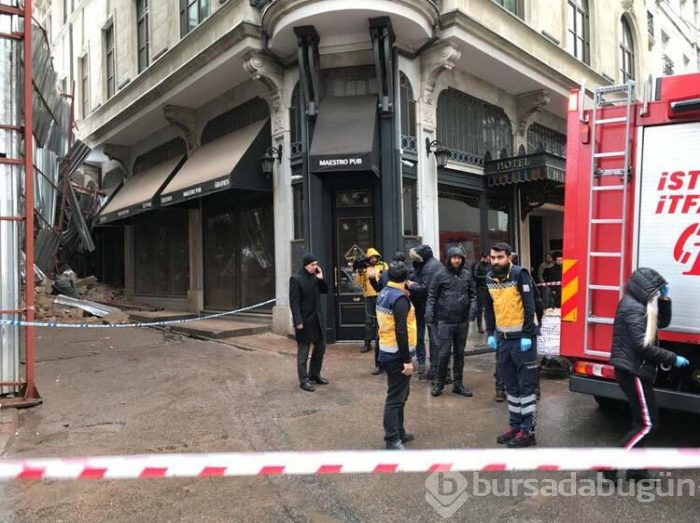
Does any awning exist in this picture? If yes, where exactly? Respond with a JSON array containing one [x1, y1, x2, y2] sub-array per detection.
[[485, 152, 565, 188], [159, 119, 270, 206], [97, 155, 185, 224], [309, 95, 379, 176]]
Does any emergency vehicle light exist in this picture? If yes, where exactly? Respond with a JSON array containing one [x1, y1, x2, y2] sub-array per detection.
[[568, 91, 578, 112], [574, 361, 616, 380], [670, 98, 700, 113]]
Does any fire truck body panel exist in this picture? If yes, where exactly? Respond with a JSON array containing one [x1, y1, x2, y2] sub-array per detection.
[[561, 73, 700, 413]]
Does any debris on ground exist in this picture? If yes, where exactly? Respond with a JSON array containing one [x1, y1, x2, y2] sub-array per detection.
[[34, 273, 129, 324]]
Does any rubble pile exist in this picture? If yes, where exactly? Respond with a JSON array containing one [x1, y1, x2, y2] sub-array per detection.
[[33, 272, 129, 324]]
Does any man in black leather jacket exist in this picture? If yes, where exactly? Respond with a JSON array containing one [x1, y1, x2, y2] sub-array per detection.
[[425, 246, 476, 398], [607, 267, 689, 481]]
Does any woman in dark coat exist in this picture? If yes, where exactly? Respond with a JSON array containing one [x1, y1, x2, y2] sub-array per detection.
[[607, 267, 689, 481], [289, 254, 329, 392]]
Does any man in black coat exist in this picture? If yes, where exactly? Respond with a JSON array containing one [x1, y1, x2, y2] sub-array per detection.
[[289, 254, 329, 392], [606, 267, 688, 481], [409, 245, 442, 377], [471, 253, 490, 334], [425, 246, 476, 398]]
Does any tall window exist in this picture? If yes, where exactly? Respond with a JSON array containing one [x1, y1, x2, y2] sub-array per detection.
[[492, 0, 524, 18], [137, 0, 149, 72], [104, 24, 115, 98], [180, 0, 211, 36], [437, 88, 513, 166], [567, 0, 590, 64], [402, 181, 418, 237], [80, 55, 89, 118], [527, 123, 567, 157], [438, 190, 482, 265], [620, 17, 635, 82]]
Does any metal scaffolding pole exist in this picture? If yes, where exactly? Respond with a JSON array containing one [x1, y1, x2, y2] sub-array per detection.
[[0, 0, 40, 404]]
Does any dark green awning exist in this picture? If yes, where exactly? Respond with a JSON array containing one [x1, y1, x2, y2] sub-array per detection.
[[485, 152, 565, 187]]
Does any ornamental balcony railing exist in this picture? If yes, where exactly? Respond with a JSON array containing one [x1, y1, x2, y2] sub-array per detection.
[[250, 0, 440, 9]]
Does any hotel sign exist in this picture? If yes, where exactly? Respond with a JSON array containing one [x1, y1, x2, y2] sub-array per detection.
[[485, 152, 566, 187]]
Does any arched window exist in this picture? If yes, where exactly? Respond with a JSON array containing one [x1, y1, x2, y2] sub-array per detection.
[[567, 0, 590, 64], [399, 73, 417, 155], [437, 88, 513, 167], [620, 17, 635, 82]]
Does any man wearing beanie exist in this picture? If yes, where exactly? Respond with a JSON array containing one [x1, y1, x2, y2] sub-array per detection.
[[376, 261, 417, 450], [289, 254, 329, 392]]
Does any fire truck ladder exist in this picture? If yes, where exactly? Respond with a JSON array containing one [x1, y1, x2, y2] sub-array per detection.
[[583, 82, 635, 356]]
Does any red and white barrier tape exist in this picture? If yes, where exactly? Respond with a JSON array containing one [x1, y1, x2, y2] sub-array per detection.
[[2, 448, 699, 481], [536, 281, 562, 287]]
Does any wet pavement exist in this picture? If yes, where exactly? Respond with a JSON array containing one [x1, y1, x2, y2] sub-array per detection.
[[0, 327, 698, 522]]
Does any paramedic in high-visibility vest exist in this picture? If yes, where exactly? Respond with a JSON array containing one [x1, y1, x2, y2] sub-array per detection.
[[484, 242, 539, 448], [376, 261, 417, 450]]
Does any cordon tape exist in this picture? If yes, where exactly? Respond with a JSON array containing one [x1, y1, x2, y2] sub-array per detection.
[[0, 298, 279, 329], [1, 448, 699, 481]]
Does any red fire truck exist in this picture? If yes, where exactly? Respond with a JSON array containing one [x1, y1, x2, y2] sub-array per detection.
[[560, 73, 700, 413]]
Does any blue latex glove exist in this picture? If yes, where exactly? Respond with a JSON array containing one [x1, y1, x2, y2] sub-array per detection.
[[487, 335, 497, 351], [675, 356, 690, 368], [660, 284, 670, 298], [520, 337, 533, 352]]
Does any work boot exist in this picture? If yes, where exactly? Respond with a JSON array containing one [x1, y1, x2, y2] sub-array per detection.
[[495, 390, 506, 402], [431, 383, 444, 396], [599, 470, 619, 483], [626, 469, 655, 482], [385, 439, 405, 450], [419, 370, 434, 381], [371, 366, 383, 375], [507, 431, 537, 448], [300, 380, 315, 392], [361, 341, 371, 353], [496, 428, 519, 445], [400, 432, 415, 443], [452, 383, 473, 397]]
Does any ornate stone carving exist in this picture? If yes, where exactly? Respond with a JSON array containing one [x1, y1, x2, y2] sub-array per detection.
[[420, 43, 461, 107], [163, 105, 199, 154], [621, 0, 634, 13], [103, 144, 131, 174], [243, 50, 287, 136], [515, 90, 551, 137]]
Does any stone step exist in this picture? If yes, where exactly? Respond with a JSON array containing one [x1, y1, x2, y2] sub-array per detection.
[[170, 320, 270, 340]]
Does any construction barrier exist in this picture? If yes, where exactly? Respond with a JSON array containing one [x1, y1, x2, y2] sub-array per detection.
[[1, 448, 699, 481], [0, 298, 279, 329]]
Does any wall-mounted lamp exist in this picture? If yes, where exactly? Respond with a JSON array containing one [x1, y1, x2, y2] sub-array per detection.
[[425, 138, 450, 168], [259, 144, 283, 178]]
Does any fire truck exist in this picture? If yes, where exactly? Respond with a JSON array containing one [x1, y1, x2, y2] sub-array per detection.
[[560, 73, 700, 413]]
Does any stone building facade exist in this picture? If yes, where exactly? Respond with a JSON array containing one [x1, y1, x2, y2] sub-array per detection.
[[38, 0, 652, 341]]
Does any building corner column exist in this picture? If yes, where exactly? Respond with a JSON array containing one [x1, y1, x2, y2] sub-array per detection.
[[417, 43, 461, 259], [244, 51, 293, 336]]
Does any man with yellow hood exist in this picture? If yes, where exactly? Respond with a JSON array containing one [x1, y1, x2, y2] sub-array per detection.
[[355, 247, 388, 374]]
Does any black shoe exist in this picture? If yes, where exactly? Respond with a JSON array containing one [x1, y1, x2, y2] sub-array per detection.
[[452, 384, 473, 397], [371, 366, 383, 375], [419, 370, 434, 381], [431, 384, 443, 396], [400, 433, 415, 443], [600, 470, 618, 483], [626, 469, 655, 481], [361, 343, 371, 353], [496, 428, 519, 445], [495, 390, 506, 402], [385, 439, 405, 450], [300, 381, 315, 392], [310, 377, 329, 385], [507, 431, 537, 448]]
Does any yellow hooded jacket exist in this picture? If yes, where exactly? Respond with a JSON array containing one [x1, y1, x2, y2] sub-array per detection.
[[355, 248, 388, 298]]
